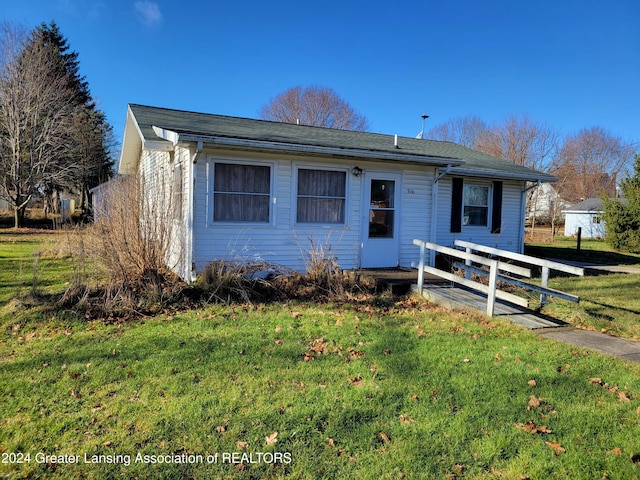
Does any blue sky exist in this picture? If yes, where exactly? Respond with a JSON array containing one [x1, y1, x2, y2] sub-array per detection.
[[2, 0, 639, 149]]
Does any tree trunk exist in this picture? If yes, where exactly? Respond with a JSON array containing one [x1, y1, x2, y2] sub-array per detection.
[[13, 205, 25, 228]]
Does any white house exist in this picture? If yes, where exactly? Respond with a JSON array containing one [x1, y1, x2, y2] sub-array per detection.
[[113, 104, 556, 280], [526, 182, 570, 224], [563, 198, 606, 238]]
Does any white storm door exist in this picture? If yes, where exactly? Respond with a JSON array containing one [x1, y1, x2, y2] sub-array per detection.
[[361, 172, 401, 268]]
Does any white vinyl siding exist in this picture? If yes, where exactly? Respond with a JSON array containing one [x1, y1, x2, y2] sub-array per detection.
[[192, 155, 436, 273], [194, 154, 360, 272], [437, 177, 524, 252], [564, 211, 606, 238]]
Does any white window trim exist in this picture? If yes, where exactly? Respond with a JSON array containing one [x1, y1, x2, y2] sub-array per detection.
[[207, 157, 276, 227], [292, 164, 350, 227], [462, 182, 492, 229]]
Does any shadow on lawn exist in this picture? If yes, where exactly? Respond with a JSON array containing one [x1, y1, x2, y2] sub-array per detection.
[[525, 245, 640, 267]]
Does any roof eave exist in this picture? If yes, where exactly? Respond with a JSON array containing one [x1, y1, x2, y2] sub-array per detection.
[[155, 129, 465, 167], [447, 167, 557, 183]]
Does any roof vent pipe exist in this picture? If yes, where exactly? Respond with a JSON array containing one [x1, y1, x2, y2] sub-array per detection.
[[394, 134, 399, 148]]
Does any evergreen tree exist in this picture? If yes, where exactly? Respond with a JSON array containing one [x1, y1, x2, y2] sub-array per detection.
[[603, 154, 640, 253], [33, 22, 114, 215], [0, 21, 113, 227]]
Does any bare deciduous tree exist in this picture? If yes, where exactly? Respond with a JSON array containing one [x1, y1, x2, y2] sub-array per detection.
[[428, 114, 560, 229], [0, 23, 77, 227], [259, 85, 369, 131], [478, 115, 559, 172], [425, 115, 489, 150], [427, 114, 559, 171], [551, 127, 633, 204], [0, 22, 114, 226]]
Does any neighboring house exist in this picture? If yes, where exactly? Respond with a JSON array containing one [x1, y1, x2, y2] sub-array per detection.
[[115, 104, 556, 280], [563, 198, 607, 239], [526, 182, 570, 224]]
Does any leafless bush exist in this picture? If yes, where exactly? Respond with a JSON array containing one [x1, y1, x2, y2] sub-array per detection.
[[92, 174, 178, 285], [302, 237, 345, 296], [60, 172, 187, 317], [198, 260, 277, 303]]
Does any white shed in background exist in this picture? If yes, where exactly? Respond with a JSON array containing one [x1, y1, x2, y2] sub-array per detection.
[[563, 198, 606, 239]]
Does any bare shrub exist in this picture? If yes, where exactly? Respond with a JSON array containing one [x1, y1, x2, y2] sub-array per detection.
[[92, 174, 177, 286], [198, 260, 277, 303], [60, 172, 187, 317], [303, 237, 344, 296]]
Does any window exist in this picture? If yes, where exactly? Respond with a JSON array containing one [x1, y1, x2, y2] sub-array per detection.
[[213, 162, 271, 222], [296, 168, 346, 223], [451, 179, 502, 233], [463, 184, 489, 226], [592, 215, 601, 224]]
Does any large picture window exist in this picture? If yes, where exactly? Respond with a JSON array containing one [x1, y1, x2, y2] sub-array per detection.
[[463, 184, 489, 226], [213, 162, 271, 222], [296, 169, 346, 224]]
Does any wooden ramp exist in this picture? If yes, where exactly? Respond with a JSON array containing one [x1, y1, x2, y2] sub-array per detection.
[[413, 282, 569, 330]]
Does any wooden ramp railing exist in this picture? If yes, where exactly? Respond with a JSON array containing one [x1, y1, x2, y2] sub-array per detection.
[[412, 239, 584, 317]]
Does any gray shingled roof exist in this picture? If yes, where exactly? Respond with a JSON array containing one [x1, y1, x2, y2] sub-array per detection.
[[565, 198, 605, 212], [126, 104, 556, 182]]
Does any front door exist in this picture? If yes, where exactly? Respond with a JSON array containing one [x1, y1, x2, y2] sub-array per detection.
[[361, 172, 400, 268]]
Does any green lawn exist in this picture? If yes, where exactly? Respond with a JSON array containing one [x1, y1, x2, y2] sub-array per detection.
[[1, 234, 640, 479], [526, 237, 640, 267], [525, 240, 640, 340]]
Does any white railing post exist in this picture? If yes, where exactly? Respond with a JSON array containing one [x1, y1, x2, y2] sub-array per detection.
[[486, 259, 498, 317], [540, 266, 550, 306], [465, 246, 472, 279], [417, 240, 425, 291]]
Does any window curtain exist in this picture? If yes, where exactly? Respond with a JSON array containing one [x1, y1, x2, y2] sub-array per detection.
[[213, 163, 270, 222], [297, 169, 346, 223]]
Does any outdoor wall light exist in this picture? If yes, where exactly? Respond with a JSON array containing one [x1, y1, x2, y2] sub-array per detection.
[[352, 166, 363, 177]]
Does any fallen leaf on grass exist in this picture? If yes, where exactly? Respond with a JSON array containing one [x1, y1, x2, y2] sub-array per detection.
[[379, 432, 391, 444], [528, 379, 537, 387], [609, 447, 622, 455], [517, 421, 552, 435], [346, 348, 365, 361], [326, 437, 335, 447], [309, 338, 329, 355], [236, 441, 249, 450], [617, 391, 631, 403], [545, 440, 565, 454], [399, 414, 413, 424], [527, 395, 541, 409], [589, 378, 633, 402], [265, 431, 278, 446]]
